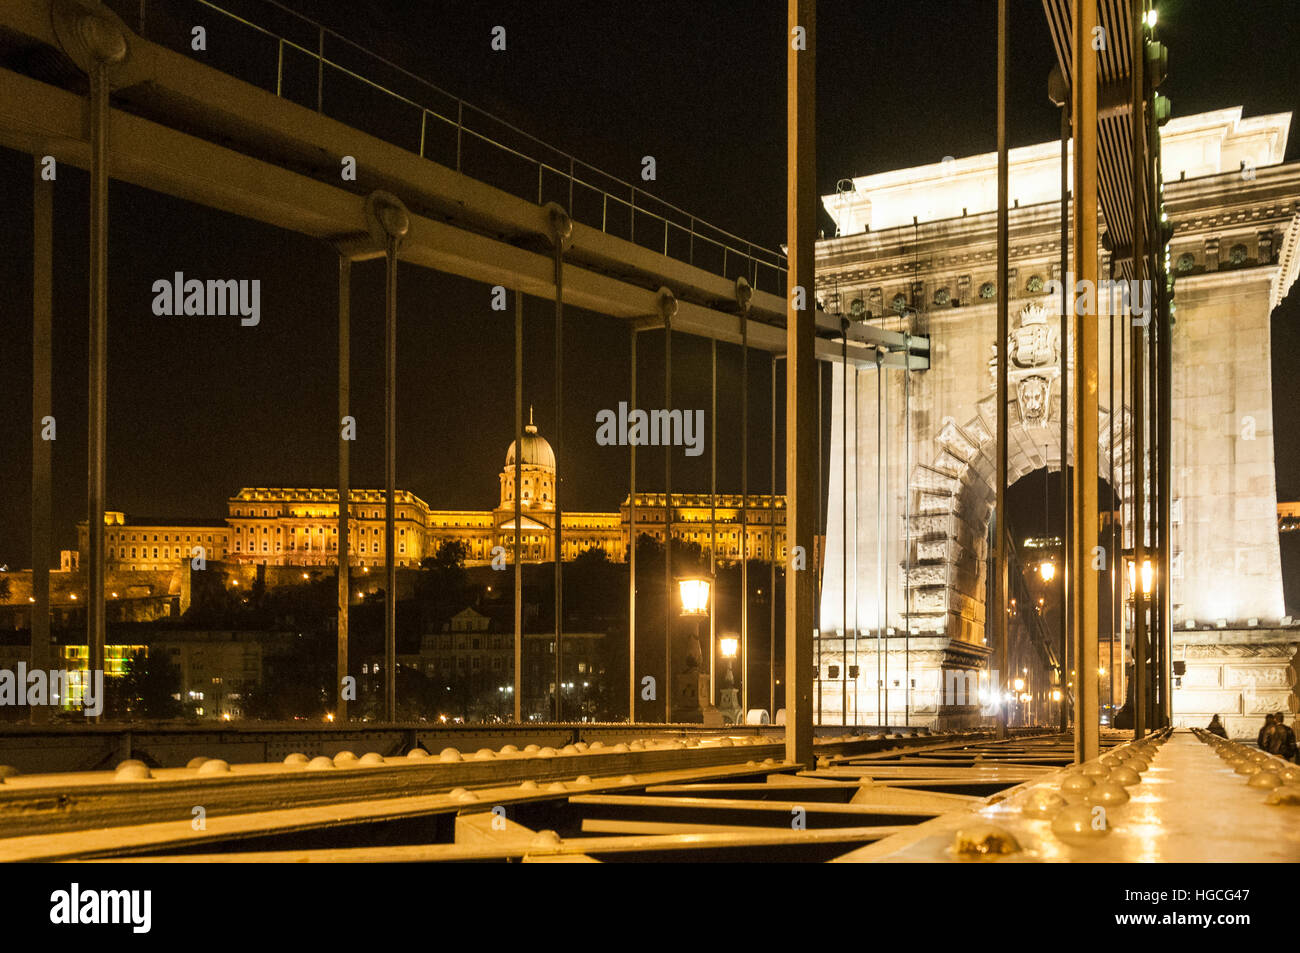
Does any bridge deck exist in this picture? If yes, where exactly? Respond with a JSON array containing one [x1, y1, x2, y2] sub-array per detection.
[[6, 728, 1292, 862], [834, 730, 1300, 862]]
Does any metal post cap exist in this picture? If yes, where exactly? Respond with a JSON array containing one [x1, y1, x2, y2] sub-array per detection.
[[364, 191, 410, 247], [735, 275, 753, 312], [52, 0, 130, 78], [655, 286, 677, 322], [544, 202, 572, 246]]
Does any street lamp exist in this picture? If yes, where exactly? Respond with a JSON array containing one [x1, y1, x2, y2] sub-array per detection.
[[678, 576, 711, 616], [1038, 559, 1055, 582], [1125, 555, 1156, 730], [1126, 558, 1154, 598], [676, 575, 715, 722], [718, 635, 742, 723]]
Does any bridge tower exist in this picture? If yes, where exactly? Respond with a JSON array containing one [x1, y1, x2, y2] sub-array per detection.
[[817, 107, 1300, 735]]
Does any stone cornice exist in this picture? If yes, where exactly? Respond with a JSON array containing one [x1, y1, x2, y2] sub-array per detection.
[[815, 162, 1300, 306]]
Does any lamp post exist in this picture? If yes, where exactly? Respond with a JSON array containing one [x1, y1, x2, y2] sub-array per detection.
[[1124, 554, 1155, 732], [718, 635, 742, 724], [677, 575, 717, 723]]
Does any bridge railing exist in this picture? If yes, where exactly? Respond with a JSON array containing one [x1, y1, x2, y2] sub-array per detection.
[[109, 0, 788, 295]]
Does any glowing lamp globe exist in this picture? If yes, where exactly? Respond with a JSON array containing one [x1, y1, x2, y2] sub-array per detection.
[[678, 576, 711, 616]]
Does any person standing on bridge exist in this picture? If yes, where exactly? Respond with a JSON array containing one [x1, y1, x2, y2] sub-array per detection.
[[1265, 714, 1296, 761], [1258, 713, 1278, 750], [1206, 714, 1228, 739]]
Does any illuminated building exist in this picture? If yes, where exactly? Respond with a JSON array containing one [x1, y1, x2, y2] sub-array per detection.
[[78, 414, 786, 569]]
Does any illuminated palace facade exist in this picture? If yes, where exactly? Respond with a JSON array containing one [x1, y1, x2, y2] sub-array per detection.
[[82, 417, 787, 571]]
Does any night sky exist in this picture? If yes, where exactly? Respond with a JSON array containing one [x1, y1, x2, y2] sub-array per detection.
[[1, 0, 1297, 568]]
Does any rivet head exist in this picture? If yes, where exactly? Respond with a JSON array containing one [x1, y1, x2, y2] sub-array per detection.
[[1265, 784, 1300, 805], [1086, 781, 1130, 806], [1051, 803, 1110, 844], [1061, 773, 1095, 794], [1109, 766, 1141, 787], [114, 760, 151, 781], [952, 824, 1021, 857], [1022, 788, 1067, 818], [1248, 771, 1282, 789]]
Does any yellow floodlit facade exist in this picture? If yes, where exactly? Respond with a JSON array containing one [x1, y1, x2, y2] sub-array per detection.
[[80, 419, 786, 569]]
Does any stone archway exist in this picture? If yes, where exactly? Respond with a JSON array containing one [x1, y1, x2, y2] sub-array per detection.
[[905, 388, 1129, 648]]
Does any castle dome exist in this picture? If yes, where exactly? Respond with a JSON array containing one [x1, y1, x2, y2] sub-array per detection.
[[505, 407, 555, 470]]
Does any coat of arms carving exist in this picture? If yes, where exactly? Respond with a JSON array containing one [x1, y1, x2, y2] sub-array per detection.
[[988, 303, 1068, 426]]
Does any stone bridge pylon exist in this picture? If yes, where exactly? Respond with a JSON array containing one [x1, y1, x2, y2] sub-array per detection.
[[815, 107, 1300, 733]]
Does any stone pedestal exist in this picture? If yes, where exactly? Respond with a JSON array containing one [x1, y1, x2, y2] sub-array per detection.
[[1171, 628, 1299, 740]]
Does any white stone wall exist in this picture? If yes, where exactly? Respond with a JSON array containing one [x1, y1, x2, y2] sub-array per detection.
[[1170, 630, 1299, 740], [1171, 272, 1286, 625]]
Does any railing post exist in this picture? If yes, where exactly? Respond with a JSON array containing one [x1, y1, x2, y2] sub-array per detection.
[[514, 286, 523, 722], [1072, 0, 1101, 761], [276, 38, 284, 97], [630, 187, 636, 243], [418, 110, 427, 159], [546, 203, 573, 721], [31, 155, 53, 724], [337, 255, 350, 722], [659, 287, 678, 723], [361, 192, 411, 723], [785, 0, 817, 767], [52, 0, 130, 714], [994, 0, 1010, 741]]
